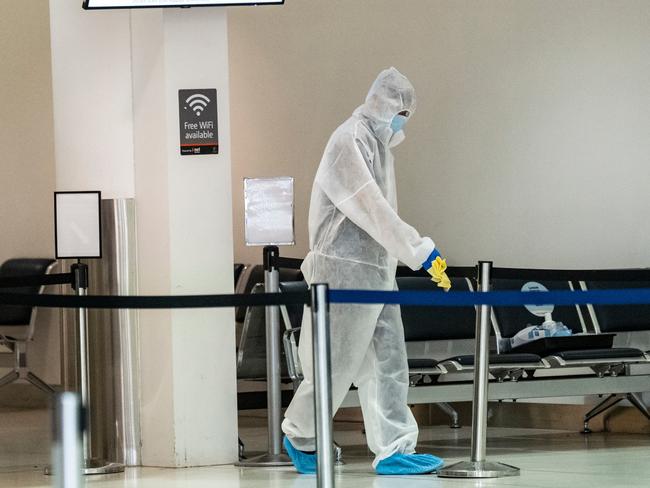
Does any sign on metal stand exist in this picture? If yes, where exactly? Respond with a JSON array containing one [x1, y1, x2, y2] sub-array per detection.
[[438, 261, 520, 478], [238, 177, 295, 466], [47, 191, 124, 476]]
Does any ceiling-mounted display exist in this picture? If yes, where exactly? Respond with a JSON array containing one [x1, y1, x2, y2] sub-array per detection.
[[83, 0, 283, 8]]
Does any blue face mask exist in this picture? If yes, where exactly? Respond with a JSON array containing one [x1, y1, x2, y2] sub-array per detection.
[[390, 114, 408, 133]]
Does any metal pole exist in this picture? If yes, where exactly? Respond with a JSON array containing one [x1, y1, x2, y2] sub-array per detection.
[[70, 262, 124, 475], [237, 246, 291, 466], [74, 263, 92, 464], [470, 260, 492, 463], [265, 262, 283, 456], [312, 283, 334, 488], [438, 261, 519, 479], [51, 392, 83, 488]]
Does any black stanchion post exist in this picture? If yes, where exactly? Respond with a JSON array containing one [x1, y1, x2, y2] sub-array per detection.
[[311, 283, 334, 488], [438, 261, 519, 478], [51, 392, 83, 488], [237, 246, 292, 467]]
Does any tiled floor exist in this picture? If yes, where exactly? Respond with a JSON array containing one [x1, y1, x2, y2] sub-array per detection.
[[0, 408, 51, 472], [2, 408, 650, 487]]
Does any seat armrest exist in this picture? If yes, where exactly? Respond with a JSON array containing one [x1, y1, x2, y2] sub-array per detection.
[[283, 328, 303, 382]]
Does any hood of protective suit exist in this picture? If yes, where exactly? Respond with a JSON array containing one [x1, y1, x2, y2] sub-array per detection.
[[354, 67, 416, 147]]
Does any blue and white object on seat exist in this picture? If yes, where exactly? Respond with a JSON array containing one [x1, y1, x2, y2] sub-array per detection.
[[509, 322, 572, 349], [375, 453, 445, 475], [510, 281, 572, 349]]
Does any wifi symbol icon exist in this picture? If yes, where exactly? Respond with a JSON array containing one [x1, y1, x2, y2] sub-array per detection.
[[185, 93, 211, 116]]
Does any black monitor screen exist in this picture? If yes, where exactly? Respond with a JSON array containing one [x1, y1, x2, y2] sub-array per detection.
[[84, 0, 283, 8]]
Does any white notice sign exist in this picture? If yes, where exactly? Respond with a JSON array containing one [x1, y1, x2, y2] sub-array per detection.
[[54, 192, 102, 259], [244, 177, 294, 246]]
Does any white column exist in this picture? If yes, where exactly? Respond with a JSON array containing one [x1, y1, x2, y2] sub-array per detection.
[[132, 7, 238, 467], [49, 2, 238, 467]]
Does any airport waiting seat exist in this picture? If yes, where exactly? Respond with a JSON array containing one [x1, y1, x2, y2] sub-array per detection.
[[398, 277, 478, 342], [236, 283, 290, 381], [234, 265, 303, 323], [234, 263, 245, 286], [0, 258, 57, 395], [491, 278, 648, 374], [234, 265, 264, 323], [577, 280, 650, 431], [492, 279, 588, 337], [398, 277, 480, 379], [583, 280, 650, 334], [396, 277, 549, 382], [483, 278, 586, 380], [236, 268, 304, 380], [404, 274, 650, 432], [278, 280, 307, 388], [234, 264, 302, 358], [234, 264, 258, 348]]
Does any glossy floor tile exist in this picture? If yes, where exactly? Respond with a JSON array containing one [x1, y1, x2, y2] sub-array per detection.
[[2, 408, 650, 487]]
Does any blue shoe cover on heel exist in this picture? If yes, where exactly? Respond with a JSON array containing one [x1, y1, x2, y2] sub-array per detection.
[[283, 436, 317, 474], [375, 453, 444, 475]]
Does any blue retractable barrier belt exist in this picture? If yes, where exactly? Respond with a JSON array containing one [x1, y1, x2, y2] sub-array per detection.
[[2, 289, 650, 310], [328, 289, 650, 307]]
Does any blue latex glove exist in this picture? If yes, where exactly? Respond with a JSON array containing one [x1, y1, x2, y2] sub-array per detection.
[[283, 436, 317, 474], [422, 248, 442, 269], [375, 453, 445, 475]]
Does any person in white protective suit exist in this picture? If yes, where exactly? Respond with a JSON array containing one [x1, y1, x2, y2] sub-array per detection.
[[282, 67, 445, 475]]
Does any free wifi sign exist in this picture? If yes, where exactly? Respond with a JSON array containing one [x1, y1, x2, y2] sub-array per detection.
[[186, 93, 211, 116], [178, 89, 219, 156]]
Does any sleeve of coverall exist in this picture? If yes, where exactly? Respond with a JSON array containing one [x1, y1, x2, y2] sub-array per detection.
[[315, 135, 435, 270]]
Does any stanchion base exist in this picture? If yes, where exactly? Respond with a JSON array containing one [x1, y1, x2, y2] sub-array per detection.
[[235, 453, 293, 467], [83, 459, 125, 475], [438, 460, 520, 478], [44, 459, 125, 476]]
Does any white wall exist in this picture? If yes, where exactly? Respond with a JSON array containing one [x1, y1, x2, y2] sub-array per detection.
[[49, 4, 135, 197], [0, 0, 56, 262], [229, 0, 650, 269], [0, 0, 59, 386]]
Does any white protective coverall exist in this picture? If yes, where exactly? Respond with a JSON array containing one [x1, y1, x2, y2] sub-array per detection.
[[282, 67, 436, 466]]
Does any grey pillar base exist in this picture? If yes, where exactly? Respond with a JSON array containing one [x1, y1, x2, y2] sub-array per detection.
[[45, 459, 125, 476], [235, 453, 293, 467], [438, 460, 520, 478]]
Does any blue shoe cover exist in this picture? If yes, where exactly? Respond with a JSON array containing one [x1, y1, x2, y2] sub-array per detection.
[[375, 453, 445, 475], [283, 436, 317, 474]]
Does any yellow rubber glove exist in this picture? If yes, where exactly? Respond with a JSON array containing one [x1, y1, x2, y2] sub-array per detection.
[[426, 256, 452, 292]]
